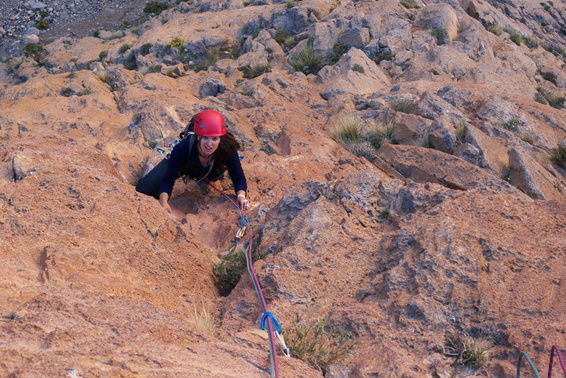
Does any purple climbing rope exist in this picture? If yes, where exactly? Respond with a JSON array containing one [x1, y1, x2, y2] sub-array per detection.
[[205, 180, 282, 378], [548, 345, 566, 378]]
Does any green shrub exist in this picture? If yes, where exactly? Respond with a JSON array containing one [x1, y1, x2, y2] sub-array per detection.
[[284, 321, 359, 374], [61, 88, 75, 97], [400, 0, 419, 8], [488, 22, 503, 36], [36, 19, 50, 30], [286, 1, 296, 8], [372, 49, 394, 64], [140, 43, 153, 55], [123, 52, 137, 70], [148, 64, 162, 73], [99, 50, 108, 61], [143, 1, 171, 15], [93, 30, 100, 38], [243, 1, 252, 6], [549, 146, 566, 166], [288, 45, 322, 75], [431, 27, 448, 45], [534, 92, 548, 104], [213, 246, 267, 296], [509, 31, 522, 46], [330, 42, 349, 64], [119, 43, 132, 54], [352, 64, 364, 73], [391, 100, 416, 113], [241, 64, 271, 79], [541, 71, 557, 84], [501, 119, 520, 131], [23, 43, 48, 64]]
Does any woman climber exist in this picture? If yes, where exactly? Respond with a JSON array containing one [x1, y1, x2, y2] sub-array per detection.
[[135, 109, 250, 214]]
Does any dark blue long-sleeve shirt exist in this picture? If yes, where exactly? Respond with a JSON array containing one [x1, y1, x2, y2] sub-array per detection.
[[159, 137, 247, 197]]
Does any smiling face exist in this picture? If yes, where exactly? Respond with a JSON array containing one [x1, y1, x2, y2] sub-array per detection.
[[198, 136, 221, 156]]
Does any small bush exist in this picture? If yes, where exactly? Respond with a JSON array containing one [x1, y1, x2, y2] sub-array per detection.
[[546, 91, 565, 108], [118, 44, 131, 54], [488, 22, 503, 36], [352, 64, 364, 73], [284, 321, 358, 374], [400, 0, 419, 8], [431, 27, 448, 45], [549, 146, 566, 166], [99, 50, 108, 61], [61, 88, 75, 97], [288, 45, 322, 75], [140, 43, 153, 55], [213, 246, 267, 296], [501, 119, 520, 131], [143, 1, 171, 15], [168, 37, 186, 48], [534, 92, 548, 104], [243, 1, 252, 6], [440, 333, 490, 368], [273, 29, 289, 45], [391, 100, 416, 113], [541, 71, 557, 84], [286, 1, 296, 8], [509, 31, 522, 46], [366, 120, 394, 149], [331, 114, 364, 144], [93, 30, 100, 38], [241, 64, 271, 79], [123, 52, 137, 70], [36, 19, 50, 30], [372, 49, 394, 64], [23, 43, 48, 64], [330, 42, 349, 64], [148, 64, 162, 73]]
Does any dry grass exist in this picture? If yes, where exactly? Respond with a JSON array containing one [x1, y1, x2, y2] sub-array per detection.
[[189, 304, 217, 337]]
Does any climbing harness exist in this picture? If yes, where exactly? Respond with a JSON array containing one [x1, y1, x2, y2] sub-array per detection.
[[516, 345, 565, 378], [205, 180, 290, 378]]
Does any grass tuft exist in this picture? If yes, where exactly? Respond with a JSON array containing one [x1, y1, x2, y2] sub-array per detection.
[[284, 321, 359, 374], [189, 304, 217, 337], [549, 146, 566, 166], [288, 44, 322, 75], [441, 333, 490, 368]]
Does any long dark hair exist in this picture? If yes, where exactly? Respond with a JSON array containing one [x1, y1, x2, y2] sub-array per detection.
[[196, 132, 240, 171], [214, 132, 240, 170]]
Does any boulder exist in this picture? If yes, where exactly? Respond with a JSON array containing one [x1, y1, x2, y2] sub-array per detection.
[[317, 48, 391, 99]]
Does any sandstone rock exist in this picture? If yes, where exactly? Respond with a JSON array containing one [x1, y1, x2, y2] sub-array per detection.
[[200, 78, 226, 98], [413, 3, 459, 43], [378, 142, 519, 193], [509, 148, 566, 201], [390, 112, 431, 146], [317, 47, 391, 99]]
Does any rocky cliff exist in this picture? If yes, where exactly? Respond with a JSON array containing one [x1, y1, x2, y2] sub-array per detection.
[[0, 0, 565, 376]]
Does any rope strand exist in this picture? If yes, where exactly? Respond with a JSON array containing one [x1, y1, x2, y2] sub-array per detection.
[[204, 180, 284, 378]]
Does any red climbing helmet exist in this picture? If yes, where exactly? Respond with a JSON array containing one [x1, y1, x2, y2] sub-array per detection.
[[193, 109, 227, 136]]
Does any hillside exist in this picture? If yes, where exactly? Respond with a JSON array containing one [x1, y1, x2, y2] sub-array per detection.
[[0, 0, 565, 376]]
